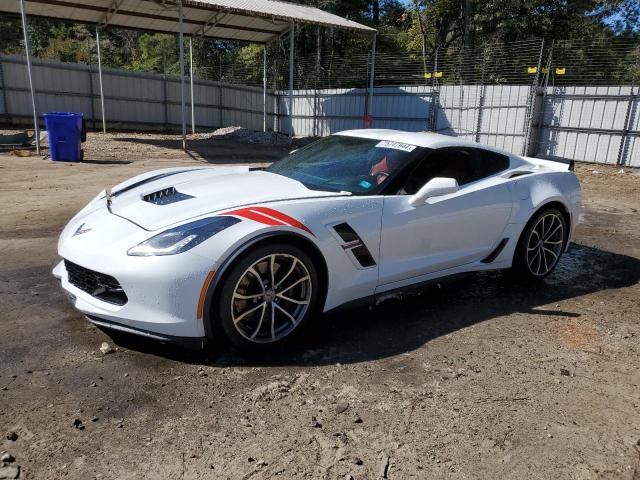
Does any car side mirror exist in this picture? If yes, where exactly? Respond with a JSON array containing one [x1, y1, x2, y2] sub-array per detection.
[[408, 177, 459, 206]]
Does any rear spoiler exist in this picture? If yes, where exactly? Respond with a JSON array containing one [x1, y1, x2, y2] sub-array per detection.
[[522, 156, 574, 172]]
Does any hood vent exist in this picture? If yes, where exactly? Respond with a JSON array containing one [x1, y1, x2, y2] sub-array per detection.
[[142, 187, 194, 205]]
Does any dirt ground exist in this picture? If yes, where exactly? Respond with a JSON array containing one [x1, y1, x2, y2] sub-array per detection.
[[1, 131, 639, 480]]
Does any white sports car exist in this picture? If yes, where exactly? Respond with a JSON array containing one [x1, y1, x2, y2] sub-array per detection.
[[53, 130, 581, 350]]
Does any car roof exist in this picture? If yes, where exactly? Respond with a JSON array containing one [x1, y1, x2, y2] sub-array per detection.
[[335, 129, 515, 157]]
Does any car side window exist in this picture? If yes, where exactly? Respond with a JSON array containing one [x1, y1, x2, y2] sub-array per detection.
[[399, 147, 509, 195]]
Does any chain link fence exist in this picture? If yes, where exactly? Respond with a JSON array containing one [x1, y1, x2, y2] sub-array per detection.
[[1, 36, 639, 166]]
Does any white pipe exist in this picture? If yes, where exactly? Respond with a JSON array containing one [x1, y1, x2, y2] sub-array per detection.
[[96, 28, 107, 134], [178, 1, 186, 150], [288, 23, 294, 142], [20, 0, 40, 155], [189, 37, 195, 135], [263, 44, 267, 133]]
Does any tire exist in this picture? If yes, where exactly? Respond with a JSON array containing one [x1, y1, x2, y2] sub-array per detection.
[[513, 207, 567, 280], [216, 242, 320, 351]]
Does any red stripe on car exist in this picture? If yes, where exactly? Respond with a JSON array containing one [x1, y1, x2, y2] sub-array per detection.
[[224, 207, 315, 236]]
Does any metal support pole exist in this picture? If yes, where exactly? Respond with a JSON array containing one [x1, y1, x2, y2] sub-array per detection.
[[430, 47, 439, 132], [288, 23, 294, 142], [178, 1, 187, 150], [20, 0, 40, 155], [475, 47, 487, 143], [0, 58, 9, 124], [523, 38, 545, 156], [96, 28, 107, 133], [367, 34, 377, 121], [616, 46, 639, 166], [189, 37, 195, 135], [263, 44, 267, 132]]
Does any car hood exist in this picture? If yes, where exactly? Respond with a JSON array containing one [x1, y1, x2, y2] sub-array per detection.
[[108, 166, 346, 230]]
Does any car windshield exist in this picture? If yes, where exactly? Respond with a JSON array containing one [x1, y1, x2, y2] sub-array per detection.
[[267, 135, 420, 194]]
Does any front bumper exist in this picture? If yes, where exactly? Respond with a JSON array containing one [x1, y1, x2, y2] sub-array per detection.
[[53, 252, 210, 341], [53, 202, 219, 343]]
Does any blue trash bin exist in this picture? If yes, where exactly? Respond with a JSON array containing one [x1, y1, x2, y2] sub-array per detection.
[[44, 112, 84, 162]]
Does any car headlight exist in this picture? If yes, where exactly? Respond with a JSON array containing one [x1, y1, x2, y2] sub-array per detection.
[[128, 216, 240, 256]]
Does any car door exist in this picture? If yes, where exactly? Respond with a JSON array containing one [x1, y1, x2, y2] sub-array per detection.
[[377, 146, 513, 288]]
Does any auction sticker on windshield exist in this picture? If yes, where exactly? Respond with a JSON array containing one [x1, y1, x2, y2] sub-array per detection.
[[375, 140, 417, 152]]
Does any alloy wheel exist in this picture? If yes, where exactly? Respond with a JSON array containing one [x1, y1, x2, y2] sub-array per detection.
[[526, 212, 564, 276], [231, 254, 312, 343]]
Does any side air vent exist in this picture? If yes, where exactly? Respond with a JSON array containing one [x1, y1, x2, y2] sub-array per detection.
[[333, 222, 376, 268], [142, 187, 193, 205], [333, 222, 360, 243], [351, 244, 376, 267]]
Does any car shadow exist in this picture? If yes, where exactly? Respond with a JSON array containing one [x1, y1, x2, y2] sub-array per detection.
[[103, 244, 640, 366]]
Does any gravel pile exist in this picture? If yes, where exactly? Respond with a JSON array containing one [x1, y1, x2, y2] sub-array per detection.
[[247, 131, 290, 146], [209, 126, 253, 139]]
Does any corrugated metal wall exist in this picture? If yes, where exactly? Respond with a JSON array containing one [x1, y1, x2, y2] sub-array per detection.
[[1, 55, 638, 167], [0, 55, 277, 132], [535, 86, 638, 165]]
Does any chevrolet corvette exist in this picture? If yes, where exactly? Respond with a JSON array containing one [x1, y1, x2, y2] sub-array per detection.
[[53, 130, 582, 350]]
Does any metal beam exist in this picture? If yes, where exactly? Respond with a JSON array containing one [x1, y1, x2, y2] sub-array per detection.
[[178, 1, 186, 150], [96, 27, 107, 133], [100, 0, 121, 27], [20, 0, 40, 155]]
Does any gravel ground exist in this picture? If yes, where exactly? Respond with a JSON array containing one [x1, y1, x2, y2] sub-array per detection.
[[0, 131, 639, 480]]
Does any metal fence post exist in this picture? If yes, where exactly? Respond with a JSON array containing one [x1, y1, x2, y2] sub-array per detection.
[[313, 26, 320, 137], [429, 47, 439, 131], [163, 74, 169, 131], [616, 45, 639, 166], [87, 63, 96, 128], [475, 46, 487, 143], [367, 33, 377, 124], [20, 0, 40, 155], [96, 27, 107, 133], [189, 37, 195, 135], [522, 39, 545, 156], [288, 22, 295, 142], [218, 83, 223, 128], [178, 0, 187, 150], [262, 43, 267, 132], [0, 57, 9, 124]]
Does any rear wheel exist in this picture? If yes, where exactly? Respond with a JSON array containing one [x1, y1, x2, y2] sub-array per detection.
[[217, 243, 320, 350], [513, 207, 567, 279]]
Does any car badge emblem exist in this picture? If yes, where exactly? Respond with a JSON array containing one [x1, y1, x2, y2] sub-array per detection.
[[72, 223, 92, 237]]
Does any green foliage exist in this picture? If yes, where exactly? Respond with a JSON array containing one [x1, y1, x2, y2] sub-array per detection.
[[0, 1, 637, 87], [130, 34, 178, 74]]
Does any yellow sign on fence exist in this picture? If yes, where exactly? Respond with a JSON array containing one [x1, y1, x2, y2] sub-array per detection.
[[527, 66, 538, 74], [555, 67, 566, 75], [435, 71, 443, 78]]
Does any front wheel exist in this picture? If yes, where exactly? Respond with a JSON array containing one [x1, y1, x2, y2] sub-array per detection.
[[513, 207, 567, 279], [216, 243, 320, 350]]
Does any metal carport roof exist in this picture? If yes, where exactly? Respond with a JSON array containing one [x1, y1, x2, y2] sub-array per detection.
[[2, 0, 377, 153], [0, 0, 375, 43]]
